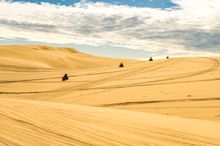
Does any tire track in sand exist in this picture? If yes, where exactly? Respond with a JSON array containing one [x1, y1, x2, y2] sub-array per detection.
[[100, 96, 220, 107], [0, 59, 177, 95], [80, 57, 220, 91]]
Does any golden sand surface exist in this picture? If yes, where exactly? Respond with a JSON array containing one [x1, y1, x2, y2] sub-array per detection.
[[0, 45, 220, 145]]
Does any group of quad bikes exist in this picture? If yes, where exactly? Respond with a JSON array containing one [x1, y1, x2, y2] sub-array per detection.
[[62, 56, 170, 81]]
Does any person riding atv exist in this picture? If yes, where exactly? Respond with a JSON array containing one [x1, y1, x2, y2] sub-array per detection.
[[119, 63, 124, 68], [62, 74, 69, 81]]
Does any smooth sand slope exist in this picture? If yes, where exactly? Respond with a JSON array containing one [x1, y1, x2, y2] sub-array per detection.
[[0, 45, 220, 145]]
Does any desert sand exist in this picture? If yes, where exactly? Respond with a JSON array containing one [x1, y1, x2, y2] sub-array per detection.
[[0, 45, 220, 146]]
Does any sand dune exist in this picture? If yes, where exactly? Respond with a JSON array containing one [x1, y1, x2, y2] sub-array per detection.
[[0, 45, 138, 69], [1, 99, 220, 146], [0, 45, 220, 145]]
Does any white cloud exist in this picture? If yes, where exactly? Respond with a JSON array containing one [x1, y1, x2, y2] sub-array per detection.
[[0, 0, 220, 55]]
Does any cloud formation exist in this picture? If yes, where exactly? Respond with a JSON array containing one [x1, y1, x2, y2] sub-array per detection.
[[0, 0, 220, 56]]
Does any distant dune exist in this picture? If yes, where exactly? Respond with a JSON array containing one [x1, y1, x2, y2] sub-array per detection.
[[0, 45, 220, 145], [0, 45, 138, 69]]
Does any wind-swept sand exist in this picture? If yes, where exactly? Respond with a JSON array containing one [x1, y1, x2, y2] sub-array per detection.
[[0, 45, 220, 145]]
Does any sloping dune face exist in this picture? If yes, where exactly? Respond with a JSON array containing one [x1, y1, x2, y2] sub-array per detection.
[[0, 45, 136, 69], [1, 99, 220, 146], [0, 45, 220, 145]]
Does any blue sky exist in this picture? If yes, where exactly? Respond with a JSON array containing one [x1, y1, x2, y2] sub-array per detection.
[[13, 0, 176, 8], [0, 0, 220, 59]]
